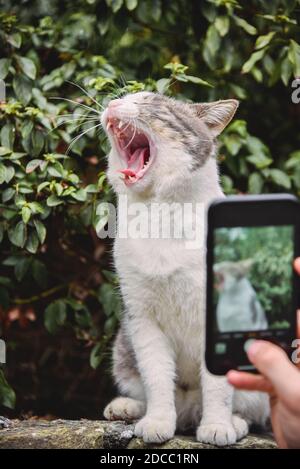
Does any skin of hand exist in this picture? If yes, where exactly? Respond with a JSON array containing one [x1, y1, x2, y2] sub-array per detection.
[[227, 258, 300, 449]]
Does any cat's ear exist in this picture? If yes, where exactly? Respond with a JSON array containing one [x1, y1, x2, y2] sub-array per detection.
[[191, 99, 239, 136]]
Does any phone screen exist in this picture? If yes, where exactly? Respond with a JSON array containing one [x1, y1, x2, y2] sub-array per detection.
[[213, 225, 294, 336], [206, 195, 300, 375]]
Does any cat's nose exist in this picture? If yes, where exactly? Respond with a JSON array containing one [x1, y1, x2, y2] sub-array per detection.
[[109, 99, 122, 108]]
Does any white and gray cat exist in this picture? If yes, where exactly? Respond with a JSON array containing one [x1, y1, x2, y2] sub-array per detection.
[[215, 260, 268, 332], [101, 92, 269, 446]]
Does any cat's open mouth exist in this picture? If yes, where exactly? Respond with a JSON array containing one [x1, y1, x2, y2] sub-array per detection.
[[106, 117, 154, 185]]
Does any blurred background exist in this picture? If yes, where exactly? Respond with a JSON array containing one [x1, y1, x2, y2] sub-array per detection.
[[0, 0, 299, 420], [214, 226, 293, 328]]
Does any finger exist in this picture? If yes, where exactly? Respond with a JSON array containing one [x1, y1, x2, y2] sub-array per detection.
[[227, 370, 273, 393], [247, 340, 300, 402], [294, 257, 300, 275]]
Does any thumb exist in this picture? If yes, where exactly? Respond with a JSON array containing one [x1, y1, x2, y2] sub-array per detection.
[[247, 340, 300, 401]]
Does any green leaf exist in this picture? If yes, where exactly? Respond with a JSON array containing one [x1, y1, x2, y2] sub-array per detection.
[[288, 40, 300, 77], [54, 182, 64, 196], [8, 221, 26, 248], [5, 166, 15, 183], [125, 0, 137, 10], [37, 181, 50, 193], [281, 56, 293, 86], [0, 276, 11, 287], [21, 206, 31, 224], [0, 370, 16, 409], [25, 159, 43, 173], [21, 120, 34, 139], [185, 75, 213, 87], [47, 195, 64, 207], [28, 202, 44, 214], [98, 283, 121, 317], [0, 164, 7, 184], [205, 24, 221, 58], [33, 219, 46, 244], [2, 187, 15, 203], [13, 75, 32, 105], [31, 130, 44, 157], [285, 151, 300, 169], [246, 154, 273, 169], [1, 122, 15, 149], [220, 175, 234, 194], [32, 259, 48, 288], [90, 343, 102, 369], [71, 188, 87, 202], [255, 32, 276, 50], [156, 78, 171, 94], [106, 0, 123, 13], [233, 16, 257, 35], [248, 172, 264, 194], [223, 134, 242, 156], [26, 231, 39, 254], [0, 147, 12, 156], [215, 16, 230, 37], [242, 49, 265, 74], [0, 58, 11, 79], [7, 32, 22, 48], [269, 169, 291, 189], [246, 136, 270, 156], [44, 300, 67, 334], [3, 255, 21, 266], [16, 56, 37, 80], [14, 257, 31, 281]]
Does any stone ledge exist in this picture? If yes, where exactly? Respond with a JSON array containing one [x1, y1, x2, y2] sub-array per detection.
[[0, 419, 277, 449]]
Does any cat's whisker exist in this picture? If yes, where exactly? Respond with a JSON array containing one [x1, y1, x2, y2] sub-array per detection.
[[48, 117, 100, 134], [66, 123, 102, 154], [66, 80, 104, 110], [56, 112, 98, 119], [51, 97, 101, 115]]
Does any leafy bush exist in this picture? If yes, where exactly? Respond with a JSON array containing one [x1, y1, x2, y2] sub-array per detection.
[[0, 0, 300, 411]]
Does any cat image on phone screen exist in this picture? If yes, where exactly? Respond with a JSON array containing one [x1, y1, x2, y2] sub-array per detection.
[[214, 259, 268, 332]]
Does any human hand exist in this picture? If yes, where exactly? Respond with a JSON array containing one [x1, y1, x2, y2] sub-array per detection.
[[227, 258, 300, 449]]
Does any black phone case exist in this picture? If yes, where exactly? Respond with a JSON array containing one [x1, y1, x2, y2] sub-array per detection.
[[205, 194, 300, 375]]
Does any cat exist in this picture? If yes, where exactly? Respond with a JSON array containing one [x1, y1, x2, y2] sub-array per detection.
[[215, 259, 268, 332], [101, 91, 269, 446]]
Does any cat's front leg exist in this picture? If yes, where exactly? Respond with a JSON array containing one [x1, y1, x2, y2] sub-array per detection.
[[128, 316, 176, 444], [197, 367, 248, 446]]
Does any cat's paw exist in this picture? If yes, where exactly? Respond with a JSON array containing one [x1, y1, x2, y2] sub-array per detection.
[[103, 397, 145, 421], [134, 415, 176, 444], [196, 422, 237, 446], [232, 415, 249, 440]]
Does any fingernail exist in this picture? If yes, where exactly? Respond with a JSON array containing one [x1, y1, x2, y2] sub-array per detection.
[[227, 370, 239, 380], [247, 340, 264, 360]]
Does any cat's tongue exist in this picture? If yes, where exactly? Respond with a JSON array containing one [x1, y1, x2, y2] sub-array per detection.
[[119, 147, 147, 178]]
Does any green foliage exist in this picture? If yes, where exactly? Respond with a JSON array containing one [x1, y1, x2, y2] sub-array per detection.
[[0, 369, 16, 409], [0, 0, 300, 407]]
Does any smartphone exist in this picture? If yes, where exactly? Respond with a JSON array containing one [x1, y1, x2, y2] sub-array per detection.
[[205, 194, 300, 375]]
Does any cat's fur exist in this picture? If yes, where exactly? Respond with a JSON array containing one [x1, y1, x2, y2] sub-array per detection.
[[215, 260, 268, 332], [101, 91, 269, 446]]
